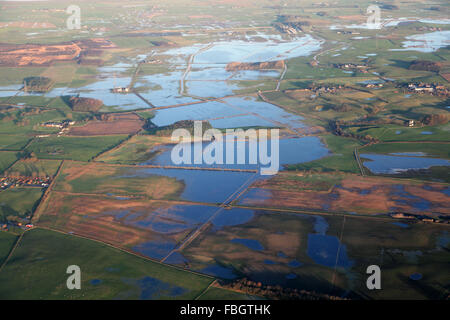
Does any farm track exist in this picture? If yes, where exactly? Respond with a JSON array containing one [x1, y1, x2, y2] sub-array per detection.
[[31, 159, 65, 223], [160, 171, 259, 262], [354, 147, 366, 176], [276, 62, 287, 91], [133, 90, 155, 108], [0, 229, 29, 273], [180, 43, 215, 95]]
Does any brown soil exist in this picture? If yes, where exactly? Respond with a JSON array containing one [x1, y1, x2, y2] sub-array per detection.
[[68, 113, 144, 136], [226, 60, 285, 71], [40, 193, 157, 247], [0, 38, 115, 67], [242, 175, 450, 216]]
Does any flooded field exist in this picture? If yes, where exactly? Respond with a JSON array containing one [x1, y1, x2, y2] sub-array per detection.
[[142, 136, 329, 171], [179, 209, 450, 299], [238, 174, 450, 216], [390, 30, 450, 53], [361, 153, 450, 174], [1, 0, 449, 301]]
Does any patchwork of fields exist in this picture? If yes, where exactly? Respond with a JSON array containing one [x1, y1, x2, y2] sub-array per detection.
[[0, 0, 449, 300]]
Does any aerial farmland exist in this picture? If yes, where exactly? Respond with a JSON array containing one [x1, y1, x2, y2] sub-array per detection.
[[0, 0, 448, 304]]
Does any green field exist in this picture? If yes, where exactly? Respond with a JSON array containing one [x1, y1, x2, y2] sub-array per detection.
[[26, 135, 127, 161], [6, 159, 62, 177], [286, 135, 364, 173], [0, 134, 31, 151], [361, 142, 450, 159], [0, 152, 17, 173], [345, 124, 450, 142], [0, 0, 448, 301], [53, 161, 183, 199], [182, 210, 450, 299], [95, 135, 172, 164], [0, 228, 215, 299], [0, 187, 43, 222], [0, 231, 18, 265]]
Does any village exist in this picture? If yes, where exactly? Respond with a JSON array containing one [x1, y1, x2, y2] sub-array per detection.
[[334, 62, 370, 73], [401, 82, 450, 97], [390, 212, 449, 225], [40, 119, 76, 137], [0, 176, 51, 190]]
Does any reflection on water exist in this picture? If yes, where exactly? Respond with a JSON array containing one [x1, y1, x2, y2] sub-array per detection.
[[119, 276, 188, 299], [143, 136, 329, 171], [164, 252, 189, 265], [391, 185, 431, 211], [230, 238, 265, 251], [150, 100, 243, 127], [201, 264, 238, 279], [125, 204, 217, 233], [390, 30, 450, 53], [361, 153, 450, 174], [307, 216, 353, 268], [166, 34, 322, 65], [211, 208, 255, 228], [132, 240, 175, 260], [122, 167, 255, 203], [392, 222, 410, 228], [150, 96, 309, 130]]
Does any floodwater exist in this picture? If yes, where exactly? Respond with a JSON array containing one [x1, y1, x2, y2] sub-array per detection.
[[390, 30, 450, 53], [287, 260, 302, 268], [361, 153, 450, 174], [409, 273, 422, 281], [136, 71, 199, 106], [122, 204, 218, 233], [142, 136, 329, 171], [166, 34, 323, 64], [230, 238, 265, 251], [150, 96, 308, 129], [164, 252, 188, 265], [200, 264, 238, 279], [392, 222, 410, 228], [307, 216, 353, 268], [119, 276, 188, 299], [132, 240, 175, 260], [149, 100, 244, 127], [122, 167, 255, 203], [391, 185, 431, 211], [0, 33, 323, 110], [211, 207, 255, 228]]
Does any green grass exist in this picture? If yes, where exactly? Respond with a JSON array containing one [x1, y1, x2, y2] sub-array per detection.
[[95, 135, 170, 164], [361, 142, 450, 159], [286, 135, 364, 173], [5, 159, 62, 177], [0, 231, 18, 265], [26, 135, 127, 161], [345, 124, 450, 142], [0, 187, 43, 222], [184, 209, 450, 299], [0, 67, 46, 86], [335, 216, 450, 299], [53, 162, 183, 199], [0, 152, 17, 173], [0, 228, 214, 299], [0, 134, 31, 151]]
